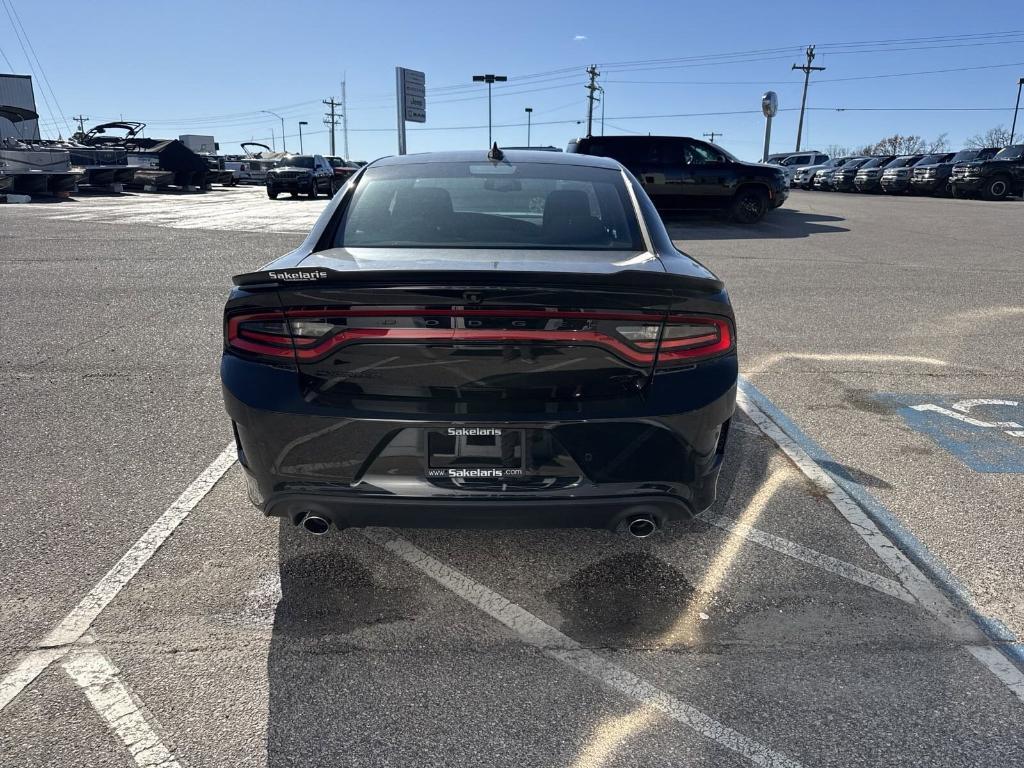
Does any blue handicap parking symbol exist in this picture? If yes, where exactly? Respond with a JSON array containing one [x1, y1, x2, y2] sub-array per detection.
[[873, 394, 1024, 473]]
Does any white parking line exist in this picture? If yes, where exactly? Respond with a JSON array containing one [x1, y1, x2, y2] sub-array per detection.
[[699, 512, 914, 603], [736, 386, 976, 634], [361, 528, 805, 768], [0, 443, 236, 713], [64, 649, 183, 768], [736, 380, 1024, 704]]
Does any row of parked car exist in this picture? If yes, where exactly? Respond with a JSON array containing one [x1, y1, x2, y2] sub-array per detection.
[[772, 145, 1024, 200], [265, 154, 363, 199]]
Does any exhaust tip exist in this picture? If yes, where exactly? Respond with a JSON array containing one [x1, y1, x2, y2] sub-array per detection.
[[300, 513, 331, 536], [626, 515, 658, 539]]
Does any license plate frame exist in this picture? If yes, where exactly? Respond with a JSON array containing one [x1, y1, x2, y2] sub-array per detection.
[[427, 428, 525, 470]]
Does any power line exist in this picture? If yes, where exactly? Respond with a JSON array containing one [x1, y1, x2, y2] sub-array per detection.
[[3, 0, 70, 136], [0, 0, 59, 136], [0, 43, 14, 70]]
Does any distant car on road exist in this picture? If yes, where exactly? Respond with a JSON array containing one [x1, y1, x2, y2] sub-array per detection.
[[840, 156, 893, 192], [854, 155, 912, 193], [221, 149, 737, 536], [568, 135, 788, 223], [773, 152, 829, 186], [815, 157, 869, 191], [794, 157, 850, 190], [880, 153, 952, 194], [910, 147, 999, 196], [326, 156, 360, 186], [266, 154, 336, 199], [950, 144, 1024, 200]]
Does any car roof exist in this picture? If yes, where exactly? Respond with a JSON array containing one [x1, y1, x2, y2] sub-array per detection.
[[371, 149, 624, 170]]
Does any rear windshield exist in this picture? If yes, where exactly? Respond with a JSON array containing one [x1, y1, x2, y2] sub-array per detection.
[[949, 150, 981, 163], [335, 161, 644, 251], [993, 145, 1023, 160]]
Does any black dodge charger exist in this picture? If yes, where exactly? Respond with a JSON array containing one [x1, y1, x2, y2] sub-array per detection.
[[221, 149, 737, 536]]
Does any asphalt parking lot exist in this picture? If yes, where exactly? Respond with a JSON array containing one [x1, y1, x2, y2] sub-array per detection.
[[1, 186, 1022, 767]]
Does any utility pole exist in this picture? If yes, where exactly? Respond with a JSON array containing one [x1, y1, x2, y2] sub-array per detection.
[[525, 107, 533, 146], [323, 97, 341, 156], [703, 131, 722, 143], [298, 121, 308, 153], [792, 45, 825, 152], [341, 77, 349, 158], [585, 65, 600, 137], [1011, 76, 1024, 144], [73, 115, 88, 135]]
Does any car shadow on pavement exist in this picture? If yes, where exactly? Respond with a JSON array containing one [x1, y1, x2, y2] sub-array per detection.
[[260, 415, 984, 766], [662, 207, 848, 240], [261, 425, 775, 765]]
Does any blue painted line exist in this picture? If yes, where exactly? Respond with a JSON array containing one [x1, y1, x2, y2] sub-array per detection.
[[737, 376, 1024, 670]]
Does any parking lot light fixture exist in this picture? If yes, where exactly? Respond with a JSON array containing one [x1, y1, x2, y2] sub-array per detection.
[[472, 74, 508, 146], [1011, 77, 1024, 144], [298, 121, 308, 154], [524, 107, 532, 146], [261, 110, 286, 152]]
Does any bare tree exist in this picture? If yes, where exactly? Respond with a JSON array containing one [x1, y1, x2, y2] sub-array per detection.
[[965, 126, 1011, 149], [824, 143, 852, 157], [863, 134, 926, 155], [925, 133, 949, 153]]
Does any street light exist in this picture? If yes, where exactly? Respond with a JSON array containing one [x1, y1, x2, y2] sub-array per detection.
[[298, 121, 308, 154], [472, 74, 507, 146], [261, 110, 286, 152], [597, 86, 605, 136], [524, 107, 532, 146], [1011, 77, 1024, 144]]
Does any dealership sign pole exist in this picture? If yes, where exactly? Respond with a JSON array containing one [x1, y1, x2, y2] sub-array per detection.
[[761, 91, 778, 163], [396, 67, 426, 155]]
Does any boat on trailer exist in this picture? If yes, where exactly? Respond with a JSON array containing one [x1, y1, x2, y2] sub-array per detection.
[[82, 122, 209, 190], [0, 106, 81, 196]]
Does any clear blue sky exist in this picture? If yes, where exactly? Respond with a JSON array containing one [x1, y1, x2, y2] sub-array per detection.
[[3, 0, 1023, 161]]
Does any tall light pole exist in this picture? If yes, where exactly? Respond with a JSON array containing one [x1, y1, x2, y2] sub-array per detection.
[[598, 86, 605, 135], [261, 110, 286, 152], [524, 107, 533, 146], [472, 74, 507, 146], [298, 121, 308, 153], [1011, 77, 1024, 144]]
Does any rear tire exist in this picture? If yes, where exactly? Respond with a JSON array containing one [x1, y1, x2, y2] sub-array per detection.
[[731, 187, 769, 224], [982, 175, 1010, 201]]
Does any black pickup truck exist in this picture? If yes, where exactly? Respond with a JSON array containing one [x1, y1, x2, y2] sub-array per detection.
[[950, 144, 1024, 200], [567, 135, 788, 223]]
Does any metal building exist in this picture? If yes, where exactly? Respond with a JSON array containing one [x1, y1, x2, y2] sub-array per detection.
[[0, 74, 41, 140]]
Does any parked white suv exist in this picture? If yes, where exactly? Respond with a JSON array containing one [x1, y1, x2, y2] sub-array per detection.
[[773, 152, 829, 186]]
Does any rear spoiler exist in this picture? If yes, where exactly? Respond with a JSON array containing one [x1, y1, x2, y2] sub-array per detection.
[[231, 266, 724, 294]]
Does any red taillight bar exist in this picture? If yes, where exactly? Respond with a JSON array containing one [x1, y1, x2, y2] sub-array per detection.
[[225, 309, 733, 365]]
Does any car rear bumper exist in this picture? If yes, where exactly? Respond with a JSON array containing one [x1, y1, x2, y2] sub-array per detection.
[[222, 355, 736, 530]]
